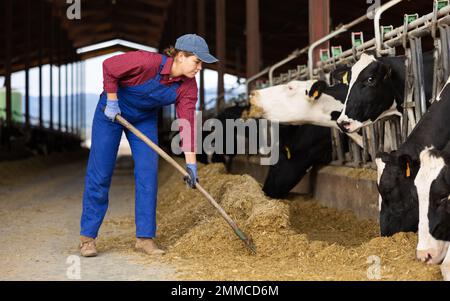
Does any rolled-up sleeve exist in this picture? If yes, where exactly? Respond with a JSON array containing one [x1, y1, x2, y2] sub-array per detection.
[[176, 79, 198, 153], [102, 51, 156, 93]]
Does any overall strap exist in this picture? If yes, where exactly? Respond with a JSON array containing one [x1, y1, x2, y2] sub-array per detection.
[[152, 55, 167, 82], [159, 55, 168, 73], [159, 54, 182, 90], [153, 54, 168, 83]]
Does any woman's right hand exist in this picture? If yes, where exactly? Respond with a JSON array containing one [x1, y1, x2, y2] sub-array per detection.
[[105, 99, 121, 121]]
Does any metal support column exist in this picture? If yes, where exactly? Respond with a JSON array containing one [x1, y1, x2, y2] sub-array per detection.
[[197, 0, 206, 111], [25, 0, 31, 128], [439, 25, 450, 82], [76, 61, 79, 136], [58, 28, 62, 132], [38, 0, 44, 128], [216, 0, 226, 114], [65, 47, 69, 133], [5, 0, 12, 146], [246, 0, 261, 78], [185, 0, 194, 33], [50, 4, 54, 130], [409, 37, 427, 119], [71, 61, 74, 133], [82, 62, 86, 140], [308, 0, 330, 69]]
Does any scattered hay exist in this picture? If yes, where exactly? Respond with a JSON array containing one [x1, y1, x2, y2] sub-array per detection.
[[100, 162, 442, 280], [243, 105, 264, 120]]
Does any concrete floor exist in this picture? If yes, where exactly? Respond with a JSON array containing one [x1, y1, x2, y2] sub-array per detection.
[[0, 155, 177, 281]]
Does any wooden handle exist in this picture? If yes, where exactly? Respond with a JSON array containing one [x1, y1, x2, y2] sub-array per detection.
[[114, 114, 256, 253]]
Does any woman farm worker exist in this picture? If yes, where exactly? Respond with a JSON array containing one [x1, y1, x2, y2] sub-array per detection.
[[79, 34, 218, 257]]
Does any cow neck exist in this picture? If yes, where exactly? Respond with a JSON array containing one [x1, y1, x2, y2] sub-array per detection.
[[387, 64, 405, 114], [399, 91, 450, 160], [309, 93, 344, 126]]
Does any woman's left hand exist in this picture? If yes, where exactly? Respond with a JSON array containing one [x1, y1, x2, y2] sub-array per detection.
[[184, 163, 198, 189]]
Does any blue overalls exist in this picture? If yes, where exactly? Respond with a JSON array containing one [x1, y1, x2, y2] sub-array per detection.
[[80, 55, 180, 239]]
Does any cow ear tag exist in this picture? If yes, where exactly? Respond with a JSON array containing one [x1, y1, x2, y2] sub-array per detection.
[[406, 162, 411, 178], [313, 90, 320, 98], [342, 72, 349, 85]]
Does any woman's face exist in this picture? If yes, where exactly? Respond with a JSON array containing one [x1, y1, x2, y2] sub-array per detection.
[[177, 53, 203, 78]]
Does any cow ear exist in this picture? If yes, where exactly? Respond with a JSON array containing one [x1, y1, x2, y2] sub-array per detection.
[[376, 151, 392, 164], [364, 50, 378, 58], [307, 80, 328, 100], [331, 66, 351, 85], [398, 154, 413, 178]]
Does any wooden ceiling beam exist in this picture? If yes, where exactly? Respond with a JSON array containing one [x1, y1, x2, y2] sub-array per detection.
[[116, 10, 166, 26], [73, 32, 120, 48], [79, 44, 142, 61], [134, 0, 172, 9]]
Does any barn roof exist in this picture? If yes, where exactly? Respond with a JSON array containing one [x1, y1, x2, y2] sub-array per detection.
[[0, 0, 438, 78]]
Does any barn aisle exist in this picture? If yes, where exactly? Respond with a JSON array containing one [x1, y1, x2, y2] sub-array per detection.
[[0, 153, 177, 281]]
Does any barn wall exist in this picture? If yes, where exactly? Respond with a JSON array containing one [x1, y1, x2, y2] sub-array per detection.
[[229, 156, 379, 221]]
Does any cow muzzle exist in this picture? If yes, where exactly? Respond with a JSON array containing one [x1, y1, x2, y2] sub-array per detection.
[[337, 120, 351, 133], [249, 90, 260, 107], [247, 91, 264, 118], [416, 249, 444, 265]]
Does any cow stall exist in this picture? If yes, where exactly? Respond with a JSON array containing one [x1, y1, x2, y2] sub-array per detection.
[[227, 0, 450, 210], [255, 0, 450, 169]]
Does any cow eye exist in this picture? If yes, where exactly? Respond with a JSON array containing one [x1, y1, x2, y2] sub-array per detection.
[[439, 196, 449, 204], [365, 77, 375, 85]]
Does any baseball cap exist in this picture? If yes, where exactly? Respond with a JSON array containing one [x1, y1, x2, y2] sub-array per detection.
[[175, 34, 219, 64]]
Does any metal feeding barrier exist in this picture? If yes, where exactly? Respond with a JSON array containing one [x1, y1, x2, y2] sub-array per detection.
[[239, 0, 450, 170]]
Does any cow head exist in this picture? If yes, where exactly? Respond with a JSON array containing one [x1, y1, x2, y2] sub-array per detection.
[[415, 147, 450, 265], [249, 80, 345, 127], [376, 151, 419, 236], [337, 53, 401, 133]]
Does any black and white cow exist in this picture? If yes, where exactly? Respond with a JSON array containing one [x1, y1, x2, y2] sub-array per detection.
[[415, 141, 450, 281], [212, 104, 254, 167], [249, 79, 363, 146], [376, 76, 450, 237], [263, 124, 332, 198], [336, 51, 435, 133], [168, 104, 253, 167]]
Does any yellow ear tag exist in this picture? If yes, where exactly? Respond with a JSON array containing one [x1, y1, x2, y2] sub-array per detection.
[[343, 72, 349, 85], [313, 91, 319, 98], [406, 162, 411, 178], [284, 146, 291, 160]]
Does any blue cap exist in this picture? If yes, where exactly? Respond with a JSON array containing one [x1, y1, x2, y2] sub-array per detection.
[[175, 34, 219, 64]]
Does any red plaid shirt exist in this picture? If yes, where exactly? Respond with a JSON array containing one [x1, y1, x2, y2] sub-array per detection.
[[103, 50, 197, 152]]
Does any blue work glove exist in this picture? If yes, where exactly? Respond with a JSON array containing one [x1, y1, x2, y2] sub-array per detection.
[[184, 163, 199, 189], [104, 100, 121, 121]]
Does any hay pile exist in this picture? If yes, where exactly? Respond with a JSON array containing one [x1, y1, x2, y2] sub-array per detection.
[[100, 162, 442, 280]]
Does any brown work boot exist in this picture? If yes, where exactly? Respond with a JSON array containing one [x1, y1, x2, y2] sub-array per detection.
[[79, 236, 97, 257], [135, 238, 165, 255]]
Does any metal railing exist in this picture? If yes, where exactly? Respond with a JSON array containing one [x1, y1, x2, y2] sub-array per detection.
[[233, 0, 450, 169]]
